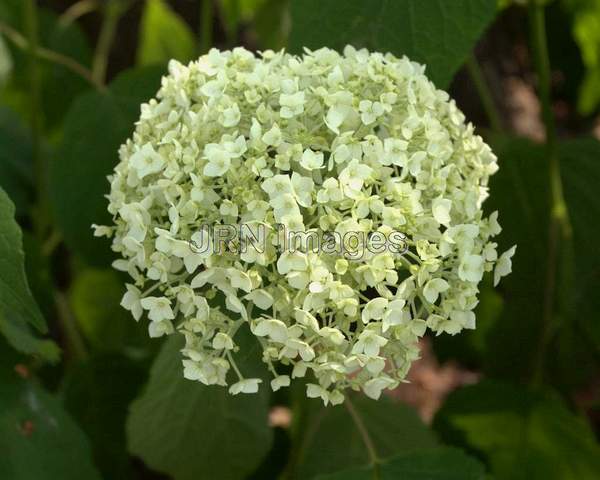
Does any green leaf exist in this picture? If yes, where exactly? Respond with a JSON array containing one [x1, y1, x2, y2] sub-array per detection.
[[69, 269, 151, 354], [568, 0, 600, 115], [0, 363, 102, 479], [0, 4, 92, 130], [248, 426, 292, 479], [291, 395, 437, 479], [126, 328, 273, 480], [62, 354, 147, 479], [0, 107, 34, 216], [288, 0, 497, 88], [433, 380, 600, 480], [49, 92, 131, 265], [138, 0, 196, 66], [0, 0, 20, 26], [315, 447, 486, 480], [49, 66, 164, 266], [0, 187, 58, 362], [219, 0, 269, 40], [558, 138, 600, 361], [469, 137, 549, 380], [39, 10, 93, 129], [0, 313, 59, 364], [22, 233, 56, 321], [476, 136, 600, 388], [578, 69, 600, 115], [254, 0, 290, 50]]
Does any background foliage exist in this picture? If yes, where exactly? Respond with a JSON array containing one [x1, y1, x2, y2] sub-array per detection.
[[0, 0, 599, 479]]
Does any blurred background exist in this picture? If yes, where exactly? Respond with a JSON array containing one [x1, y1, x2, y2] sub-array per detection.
[[1, 1, 600, 479]]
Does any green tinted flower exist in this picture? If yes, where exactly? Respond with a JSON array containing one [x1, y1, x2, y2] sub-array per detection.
[[100, 46, 514, 404]]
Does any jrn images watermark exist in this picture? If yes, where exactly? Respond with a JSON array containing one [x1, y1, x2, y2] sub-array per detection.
[[187, 224, 408, 261]]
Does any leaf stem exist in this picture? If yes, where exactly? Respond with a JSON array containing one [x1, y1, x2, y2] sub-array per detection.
[[41, 230, 62, 257], [58, 0, 100, 27], [528, 0, 572, 385], [23, 0, 47, 243], [226, 350, 244, 380], [345, 395, 380, 475], [466, 54, 503, 133], [92, 0, 131, 85], [0, 22, 105, 91], [54, 292, 88, 361], [529, 2, 556, 146]]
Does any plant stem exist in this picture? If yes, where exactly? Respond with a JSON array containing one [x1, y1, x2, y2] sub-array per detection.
[[24, 0, 40, 138], [41, 230, 62, 257], [466, 54, 503, 133], [59, 0, 99, 27], [528, 0, 572, 385], [54, 292, 88, 361], [0, 22, 104, 91], [529, 2, 556, 146], [226, 350, 244, 380], [23, 0, 47, 242], [92, 0, 129, 85], [200, 0, 214, 54], [345, 396, 380, 476]]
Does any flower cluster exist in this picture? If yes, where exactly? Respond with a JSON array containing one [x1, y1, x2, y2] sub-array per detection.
[[97, 46, 515, 404]]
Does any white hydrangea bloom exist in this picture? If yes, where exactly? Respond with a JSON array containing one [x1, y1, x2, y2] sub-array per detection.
[[99, 46, 514, 404]]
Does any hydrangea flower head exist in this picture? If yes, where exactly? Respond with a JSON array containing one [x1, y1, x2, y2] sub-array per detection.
[[97, 46, 515, 404]]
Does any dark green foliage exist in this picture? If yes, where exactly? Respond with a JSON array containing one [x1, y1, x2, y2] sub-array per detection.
[[289, 0, 497, 88], [62, 354, 148, 479], [290, 395, 437, 479], [434, 381, 600, 480], [126, 329, 273, 480], [0, 186, 58, 362], [49, 66, 165, 266], [0, 358, 101, 479], [1, 1, 599, 479], [315, 447, 486, 480]]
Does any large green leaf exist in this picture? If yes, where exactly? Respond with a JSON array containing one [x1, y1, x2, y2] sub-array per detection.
[[291, 394, 437, 479], [480, 137, 550, 381], [432, 136, 600, 388], [126, 328, 273, 480], [288, 0, 497, 88], [559, 138, 600, 339], [315, 447, 486, 480], [138, 0, 196, 66], [0, 187, 58, 362], [49, 66, 164, 266], [433, 380, 600, 479], [472, 136, 600, 388], [0, 312, 59, 363], [0, 361, 102, 479]]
